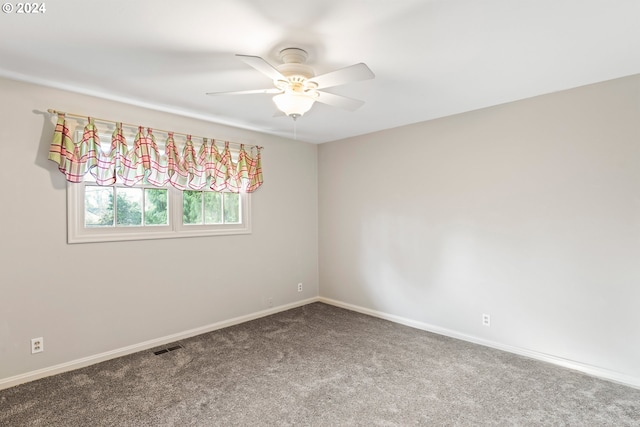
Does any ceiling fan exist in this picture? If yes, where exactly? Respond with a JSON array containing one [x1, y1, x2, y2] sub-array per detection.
[[206, 48, 375, 120]]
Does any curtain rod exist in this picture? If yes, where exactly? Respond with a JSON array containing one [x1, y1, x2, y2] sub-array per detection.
[[47, 109, 263, 150]]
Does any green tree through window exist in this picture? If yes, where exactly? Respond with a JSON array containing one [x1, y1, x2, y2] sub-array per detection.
[[145, 189, 168, 225], [183, 190, 240, 225], [86, 186, 169, 227]]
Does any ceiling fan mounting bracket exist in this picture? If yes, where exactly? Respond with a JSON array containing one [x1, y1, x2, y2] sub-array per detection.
[[279, 48, 308, 64]]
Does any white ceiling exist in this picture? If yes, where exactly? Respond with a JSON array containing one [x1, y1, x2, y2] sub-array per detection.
[[1, 0, 638, 144]]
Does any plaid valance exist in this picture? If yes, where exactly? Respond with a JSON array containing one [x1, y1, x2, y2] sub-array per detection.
[[48, 112, 263, 193]]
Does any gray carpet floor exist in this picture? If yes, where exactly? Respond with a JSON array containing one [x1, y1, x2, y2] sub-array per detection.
[[1, 302, 639, 426]]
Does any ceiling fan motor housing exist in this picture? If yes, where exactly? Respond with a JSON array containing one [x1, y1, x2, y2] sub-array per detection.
[[276, 48, 316, 91]]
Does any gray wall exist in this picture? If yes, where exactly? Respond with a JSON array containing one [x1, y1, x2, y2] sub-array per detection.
[[3, 73, 639, 388], [318, 75, 640, 383], [0, 77, 319, 382]]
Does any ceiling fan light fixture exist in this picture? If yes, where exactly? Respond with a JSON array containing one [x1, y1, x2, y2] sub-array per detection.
[[273, 92, 316, 118]]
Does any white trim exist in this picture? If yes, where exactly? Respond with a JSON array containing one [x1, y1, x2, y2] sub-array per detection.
[[318, 297, 640, 390], [0, 297, 320, 391]]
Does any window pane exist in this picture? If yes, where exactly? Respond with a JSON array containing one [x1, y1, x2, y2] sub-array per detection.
[[144, 189, 168, 225], [223, 192, 240, 224], [204, 192, 222, 224], [183, 191, 203, 225], [85, 186, 114, 227], [116, 187, 143, 226]]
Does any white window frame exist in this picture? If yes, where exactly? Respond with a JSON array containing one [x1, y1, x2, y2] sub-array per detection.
[[67, 182, 251, 244]]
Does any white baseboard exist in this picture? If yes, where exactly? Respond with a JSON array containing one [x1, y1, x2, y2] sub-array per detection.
[[0, 297, 320, 391], [4, 296, 638, 391], [319, 297, 640, 390]]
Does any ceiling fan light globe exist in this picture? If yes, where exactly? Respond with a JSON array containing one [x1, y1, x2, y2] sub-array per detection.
[[273, 93, 315, 117]]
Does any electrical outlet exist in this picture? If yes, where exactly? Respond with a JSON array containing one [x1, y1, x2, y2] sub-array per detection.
[[31, 337, 44, 354], [267, 298, 273, 308], [297, 283, 303, 292], [482, 314, 491, 327]]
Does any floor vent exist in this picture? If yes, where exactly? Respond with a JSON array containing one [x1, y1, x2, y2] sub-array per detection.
[[153, 344, 183, 355]]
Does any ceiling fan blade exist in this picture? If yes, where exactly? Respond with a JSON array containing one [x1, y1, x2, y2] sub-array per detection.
[[315, 91, 365, 111], [309, 63, 374, 89], [206, 88, 281, 96], [237, 54, 287, 82]]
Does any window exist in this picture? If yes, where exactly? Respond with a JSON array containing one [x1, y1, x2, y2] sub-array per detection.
[[182, 191, 241, 225], [68, 182, 250, 243], [84, 185, 169, 227], [64, 125, 253, 244]]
